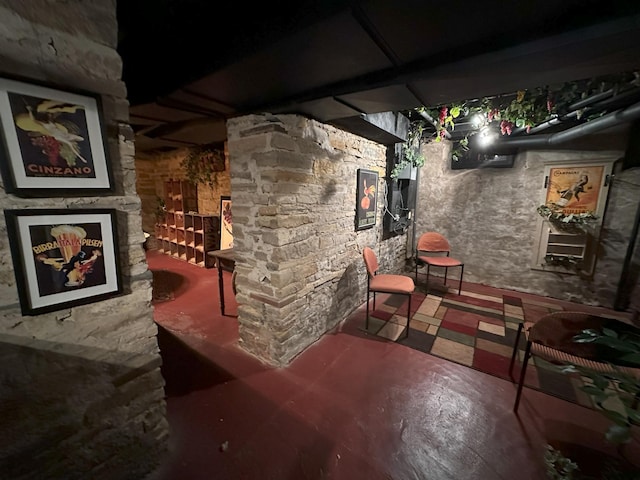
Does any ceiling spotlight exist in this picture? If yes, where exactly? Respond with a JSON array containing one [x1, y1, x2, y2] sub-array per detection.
[[470, 113, 485, 128], [476, 126, 497, 148]]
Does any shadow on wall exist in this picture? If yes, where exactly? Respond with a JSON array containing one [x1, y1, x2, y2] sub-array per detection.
[[330, 262, 363, 327]]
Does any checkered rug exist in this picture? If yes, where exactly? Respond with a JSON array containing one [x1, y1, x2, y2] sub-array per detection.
[[360, 285, 626, 410]]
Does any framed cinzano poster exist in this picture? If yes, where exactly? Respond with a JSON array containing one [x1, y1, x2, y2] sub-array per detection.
[[0, 77, 113, 197], [355, 169, 378, 231], [220, 196, 233, 250], [4, 209, 122, 315]]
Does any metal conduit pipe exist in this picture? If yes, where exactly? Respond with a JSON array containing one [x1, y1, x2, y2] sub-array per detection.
[[568, 89, 617, 110], [551, 100, 640, 143], [511, 86, 640, 136], [482, 100, 640, 152]]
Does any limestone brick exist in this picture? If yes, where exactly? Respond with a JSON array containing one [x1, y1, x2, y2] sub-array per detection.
[[415, 141, 638, 308], [0, 2, 169, 478], [228, 113, 408, 366]]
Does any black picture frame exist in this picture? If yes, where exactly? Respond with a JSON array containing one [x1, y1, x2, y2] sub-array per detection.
[[4, 208, 122, 315], [355, 168, 379, 231], [0, 76, 113, 197]]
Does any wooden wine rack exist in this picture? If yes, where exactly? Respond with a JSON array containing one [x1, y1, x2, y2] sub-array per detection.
[[154, 179, 219, 268]]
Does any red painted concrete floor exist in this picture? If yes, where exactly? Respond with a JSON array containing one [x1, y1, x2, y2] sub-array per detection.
[[145, 250, 639, 480]]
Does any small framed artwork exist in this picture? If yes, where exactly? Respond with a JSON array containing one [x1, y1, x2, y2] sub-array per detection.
[[0, 76, 113, 197], [4, 209, 122, 315], [355, 168, 378, 231], [220, 196, 233, 250]]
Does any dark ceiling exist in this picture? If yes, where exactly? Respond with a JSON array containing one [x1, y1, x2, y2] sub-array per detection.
[[117, 1, 640, 153]]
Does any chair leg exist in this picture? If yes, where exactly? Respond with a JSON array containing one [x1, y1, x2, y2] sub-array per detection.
[[426, 265, 431, 294], [366, 288, 371, 330], [458, 265, 464, 295], [509, 322, 524, 374], [405, 293, 412, 338], [444, 267, 448, 286], [514, 340, 532, 412]]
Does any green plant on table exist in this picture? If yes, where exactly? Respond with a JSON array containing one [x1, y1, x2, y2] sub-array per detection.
[[545, 445, 579, 480], [564, 327, 640, 445]]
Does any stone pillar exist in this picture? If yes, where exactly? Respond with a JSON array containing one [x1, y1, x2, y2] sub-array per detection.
[[0, 2, 168, 478], [227, 114, 406, 365]]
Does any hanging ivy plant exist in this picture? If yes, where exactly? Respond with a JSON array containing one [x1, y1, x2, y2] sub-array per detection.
[[180, 145, 225, 188], [390, 122, 427, 179]]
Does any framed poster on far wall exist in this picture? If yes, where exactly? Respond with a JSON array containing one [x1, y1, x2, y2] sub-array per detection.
[[220, 196, 233, 250], [355, 168, 378, 231], [0, 76, 113, 197], [4, 208, 122, 315]]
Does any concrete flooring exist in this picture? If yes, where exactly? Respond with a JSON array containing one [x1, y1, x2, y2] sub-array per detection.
[[145, 250, 639, 480]]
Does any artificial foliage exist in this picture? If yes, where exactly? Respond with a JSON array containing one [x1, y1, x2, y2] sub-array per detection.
[[390, 122, 426, 179], [407, 70, 639, 160], [567, 327, 640, 445], [180, 145, 225, 188], [537, 204, 599, 228]]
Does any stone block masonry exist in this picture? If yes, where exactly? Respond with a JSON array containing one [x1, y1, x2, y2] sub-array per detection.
[[228, 114, 408, 366], [0, 1, 168, 478], [415, 140, 639, 309]]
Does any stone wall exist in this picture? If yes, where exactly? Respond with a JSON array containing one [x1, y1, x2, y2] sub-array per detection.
[[227, 114, 407, 366], [0, 2, 168, 478], [415, 140, 640, 309], [135, 146, 231, 246]]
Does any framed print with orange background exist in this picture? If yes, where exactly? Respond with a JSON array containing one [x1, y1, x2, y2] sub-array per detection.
[[356, 169, 378, 231], [545, 164, 605, 215]]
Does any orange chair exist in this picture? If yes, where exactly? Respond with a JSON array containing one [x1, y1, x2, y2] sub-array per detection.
[[415, 232, 464, 295], [363, 247, 415, 338]]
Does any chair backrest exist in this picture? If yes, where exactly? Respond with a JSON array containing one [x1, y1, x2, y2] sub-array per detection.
[[363, 247, 379, 277], [417, 232, 451, 253]]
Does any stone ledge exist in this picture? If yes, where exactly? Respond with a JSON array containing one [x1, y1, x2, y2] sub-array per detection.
[[248, 292, 296, 309]]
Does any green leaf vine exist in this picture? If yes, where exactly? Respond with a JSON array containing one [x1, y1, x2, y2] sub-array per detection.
[[180, 145, 225, 188], [390, 122, 427, 179], [537, 204, 599, 229]]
